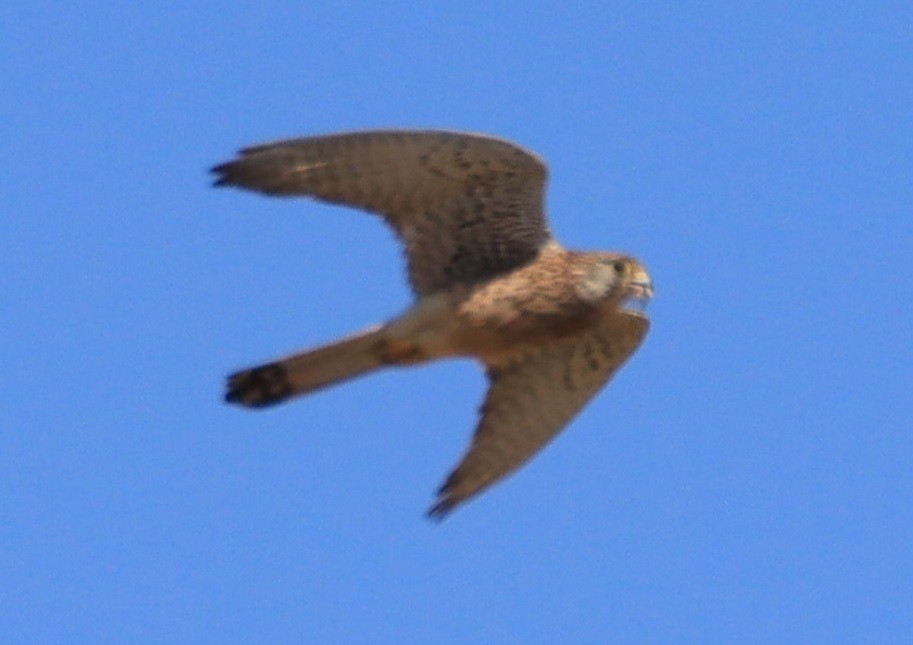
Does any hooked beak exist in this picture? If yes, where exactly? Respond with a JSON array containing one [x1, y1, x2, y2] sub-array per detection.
[[628, 268, 654, 300]]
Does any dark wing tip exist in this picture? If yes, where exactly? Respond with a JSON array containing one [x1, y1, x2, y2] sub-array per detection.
[[426, 497, 457, 521], [424, 471, 465, 520], [210, 159, 241, 188]]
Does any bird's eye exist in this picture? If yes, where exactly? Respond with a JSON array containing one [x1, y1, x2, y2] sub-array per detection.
[[613, 260, 628, 275]]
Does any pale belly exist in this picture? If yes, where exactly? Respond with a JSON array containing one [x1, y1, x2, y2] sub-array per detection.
[[379, 286, 604, 366]]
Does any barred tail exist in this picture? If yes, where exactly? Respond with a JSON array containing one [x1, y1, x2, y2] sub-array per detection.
[[225, 325, 386, 408]]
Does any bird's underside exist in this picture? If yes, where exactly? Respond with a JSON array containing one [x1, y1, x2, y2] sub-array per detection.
[[213, 129, 652, 518]]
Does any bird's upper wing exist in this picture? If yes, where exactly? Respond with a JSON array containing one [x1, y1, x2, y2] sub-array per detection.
[[428, 310, 649, 518], [212, 130, 552, 296]]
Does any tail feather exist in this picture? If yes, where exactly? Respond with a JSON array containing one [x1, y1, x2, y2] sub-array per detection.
[[226, 325, 386, 407]]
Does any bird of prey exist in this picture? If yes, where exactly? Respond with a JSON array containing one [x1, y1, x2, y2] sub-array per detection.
[[212, 130, 653, 518]]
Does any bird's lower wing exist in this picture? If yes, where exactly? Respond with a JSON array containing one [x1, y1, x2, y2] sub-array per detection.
[[428, 311, 649, 518]]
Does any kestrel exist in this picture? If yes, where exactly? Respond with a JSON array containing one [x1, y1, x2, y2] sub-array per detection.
[[213, 130, 653, 518]]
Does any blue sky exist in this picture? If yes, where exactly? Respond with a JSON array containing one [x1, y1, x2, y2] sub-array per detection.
[[3, 2, 912, 642]]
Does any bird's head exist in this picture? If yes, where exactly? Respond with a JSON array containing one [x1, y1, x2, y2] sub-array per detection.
[[576, 253, 653, 312]]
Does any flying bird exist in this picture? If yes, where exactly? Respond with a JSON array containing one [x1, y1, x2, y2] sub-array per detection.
[[212, 130, 653, 518]]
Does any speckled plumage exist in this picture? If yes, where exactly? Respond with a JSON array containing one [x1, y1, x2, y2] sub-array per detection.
[[213, 130, 653, 518]]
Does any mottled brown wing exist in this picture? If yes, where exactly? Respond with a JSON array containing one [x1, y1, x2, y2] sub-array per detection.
[[428, 311, 649, 518], [211, 130, 551, 296]]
